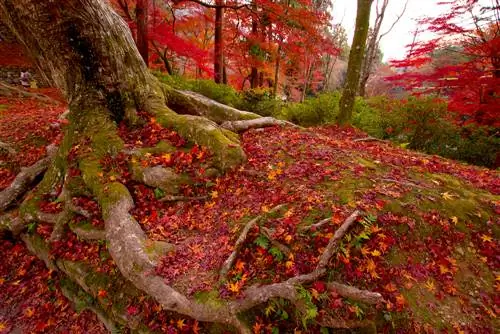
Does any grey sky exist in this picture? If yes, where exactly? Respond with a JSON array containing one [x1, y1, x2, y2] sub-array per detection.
[[331, 0, 492, 62]]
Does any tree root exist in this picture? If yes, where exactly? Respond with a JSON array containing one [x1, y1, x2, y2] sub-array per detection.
[[159, 195, 208, 202], [300, 216, 331, 232], [0, 154, 52, 212], [165, 88, 261, 124], [353, 136, 387, 143], [221, 117, 299, 133], [261, 226, 291, 256], [0, 141, 16, 154], [219, 204, 286, 279], [0, 82, 57, 104]]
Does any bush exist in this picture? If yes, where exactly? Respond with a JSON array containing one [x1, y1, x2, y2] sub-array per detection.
[[237, 88, 283, 117], [275, 92, 341, 127], [358, 95, 499, 168]]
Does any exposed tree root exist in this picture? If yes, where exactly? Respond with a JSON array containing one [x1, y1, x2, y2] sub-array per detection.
[[0, 82, 57, 104], [159, 195, 208, 202], [300, 216, 331, 232], [219, 204, 286, 279], [325, 282, 384, 305], [353, 136, 387, 143], [221, 117, 299, 133], [165, 88, 261, 124], [0, 151, 55, 211], [261, 226, 291, 256], [0, 141, 16, 154]]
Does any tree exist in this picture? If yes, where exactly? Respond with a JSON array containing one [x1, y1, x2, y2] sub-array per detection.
[[337, 0, 373, 124], [0, 0, 378, 332], [387, 0, 500, 127], [358, 0, 407, 97]]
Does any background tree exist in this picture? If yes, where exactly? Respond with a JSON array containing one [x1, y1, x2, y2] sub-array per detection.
[[338, 0, 373, 124], [358, 0, 407, 97], [387, 0, 500, 127]]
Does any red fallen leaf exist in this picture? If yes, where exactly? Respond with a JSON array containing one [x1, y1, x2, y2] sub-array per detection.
[[312, 281, 326, 293], [126, 305, 139, 316]]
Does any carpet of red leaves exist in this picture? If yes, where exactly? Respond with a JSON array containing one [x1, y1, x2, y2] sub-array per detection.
[[0, 94, 498, 333]]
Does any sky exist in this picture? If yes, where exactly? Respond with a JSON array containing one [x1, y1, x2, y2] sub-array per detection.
[[330, 0, 492, 62]]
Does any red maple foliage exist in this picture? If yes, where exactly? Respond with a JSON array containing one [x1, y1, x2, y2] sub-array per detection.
[[387, 0, 500, 127]]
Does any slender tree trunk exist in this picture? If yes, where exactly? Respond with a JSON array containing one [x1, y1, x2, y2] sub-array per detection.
[[250, 0, 259, 89], [338, 0, 373, 124], [273, 44, 282, 97], [136, 0, 149, 66], [214, 1, 224, 83]]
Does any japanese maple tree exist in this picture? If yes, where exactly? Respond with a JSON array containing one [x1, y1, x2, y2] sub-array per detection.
[[387, 0, 500, 127]]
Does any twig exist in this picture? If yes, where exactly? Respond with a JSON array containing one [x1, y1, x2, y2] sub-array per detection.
[[219, 204, 286, 279], [380, 178, 428, 189]]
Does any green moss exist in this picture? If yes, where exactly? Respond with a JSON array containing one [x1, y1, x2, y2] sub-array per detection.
[[318, 176, 373, 206], [154, 110, 245, 171]]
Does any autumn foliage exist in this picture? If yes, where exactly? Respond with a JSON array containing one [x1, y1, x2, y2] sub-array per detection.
[[387, 0, 500, 127]]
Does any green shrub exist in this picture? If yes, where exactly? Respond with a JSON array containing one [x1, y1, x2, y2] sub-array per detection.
[[237, 88, 283, 117], [275, 92, 341, 127]]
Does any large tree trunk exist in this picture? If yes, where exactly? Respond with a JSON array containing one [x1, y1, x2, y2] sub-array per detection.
[[0, 1, 378, 333], [338, 0, 373, 124]]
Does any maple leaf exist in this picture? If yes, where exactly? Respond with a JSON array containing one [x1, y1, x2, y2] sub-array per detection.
[[384, 282, 397, 292], [371, 249, 381, 257], [192, 320, 200, 334], [264, 303, 275, 316], [0, 278, 4, 285], [253, 322, 264, 333], [227, 282, 240, 293], [439, 264, 451, 275], [97, 289, 108, 298], [361, 246, 371, 256], [424, 279, 436, 292], [480, 234, 493, 243], [177, 319, 185, 329], [210, 191, 218, 199], [24, 307, 35, 317], [285, 260, 294, 269], [441, 191, 457, 200], [235, 260, 245, 272], [395, 294, 406, 308], [450, 216, 459, 225], [0, 322, 7, 331]]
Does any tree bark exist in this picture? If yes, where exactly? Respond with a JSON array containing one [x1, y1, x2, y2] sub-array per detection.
[[136, 0, 149, 66], [338, 0, 373, 124], [214, 0, 224, 83]]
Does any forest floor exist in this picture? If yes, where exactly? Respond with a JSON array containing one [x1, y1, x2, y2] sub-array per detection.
[[0, 91, 498, 333]]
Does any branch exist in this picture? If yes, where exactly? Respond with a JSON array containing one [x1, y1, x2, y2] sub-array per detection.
[[379, 0, 408, 39], [219, 204, 286, 279]]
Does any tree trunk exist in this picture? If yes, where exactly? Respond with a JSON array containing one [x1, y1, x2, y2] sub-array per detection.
[[250, 0, 259, 89], [136, 0, 149, 66], [214, 1, 224, 83], [338, 0, 373, 124], [273, 44, 282, 97]]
